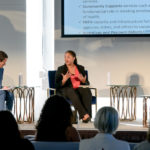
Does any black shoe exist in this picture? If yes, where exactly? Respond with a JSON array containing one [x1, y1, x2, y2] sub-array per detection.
[[82, 117, 91, 123]]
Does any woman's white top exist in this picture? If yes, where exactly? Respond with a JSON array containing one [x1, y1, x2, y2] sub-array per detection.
[[79, 133, 130, 150], [134, 140, 150, 150]]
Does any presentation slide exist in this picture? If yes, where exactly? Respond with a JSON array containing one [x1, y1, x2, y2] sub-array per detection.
[[63, 0, 150, 36]]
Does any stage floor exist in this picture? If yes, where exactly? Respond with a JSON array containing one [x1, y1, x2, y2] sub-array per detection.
[[18, 120, 148, 132]]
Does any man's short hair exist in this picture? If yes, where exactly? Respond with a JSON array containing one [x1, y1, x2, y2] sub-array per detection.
[[94, 107, 119, 134], [0, 51, 8, 62]]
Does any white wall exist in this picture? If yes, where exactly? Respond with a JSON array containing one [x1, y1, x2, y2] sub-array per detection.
[[26, 0, 55, 121], [42, 0, 55, 71]]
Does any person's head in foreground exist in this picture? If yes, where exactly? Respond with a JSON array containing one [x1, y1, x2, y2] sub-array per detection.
[[0, 111, 21, 141], [0, 111, 34, 150], [36, 95, 80, 141], [94, 106, 119, 134], [79, 107, 130, 150]]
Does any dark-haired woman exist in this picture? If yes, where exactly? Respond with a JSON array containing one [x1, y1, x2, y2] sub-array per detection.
[[36, 95, 80, 141], [0, 111, 34, 150], [55, 50, 92, 123]]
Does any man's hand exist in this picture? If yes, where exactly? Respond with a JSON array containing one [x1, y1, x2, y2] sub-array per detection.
[[2, 86, 10, 90]]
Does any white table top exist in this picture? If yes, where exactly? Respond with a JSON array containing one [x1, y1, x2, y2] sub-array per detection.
[[139, 95, 150, 98]]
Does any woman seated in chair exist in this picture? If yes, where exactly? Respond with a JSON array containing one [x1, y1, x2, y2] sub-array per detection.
[[55, 50, 92, 123]]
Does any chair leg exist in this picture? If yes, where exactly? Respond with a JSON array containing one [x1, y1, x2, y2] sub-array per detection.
[[73, 109, 80, 127], [72, 109, 78, 124], [95, 103, 97, 116], [76, 110, 80, 129]]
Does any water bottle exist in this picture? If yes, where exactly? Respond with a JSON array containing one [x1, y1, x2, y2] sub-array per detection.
[[18, 73, 23, 87]]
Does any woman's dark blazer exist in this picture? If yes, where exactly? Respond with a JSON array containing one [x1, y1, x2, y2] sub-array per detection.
[[55, 64, 89, 89]]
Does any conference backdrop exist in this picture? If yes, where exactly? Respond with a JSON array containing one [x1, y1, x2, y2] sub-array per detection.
[[55, 0, 150, 97]]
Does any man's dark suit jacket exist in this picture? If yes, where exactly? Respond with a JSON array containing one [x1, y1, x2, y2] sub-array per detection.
[[55, 64, 89, 89]]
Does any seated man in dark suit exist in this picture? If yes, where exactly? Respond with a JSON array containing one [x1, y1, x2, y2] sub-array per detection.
[[0, 51, 14, 111]]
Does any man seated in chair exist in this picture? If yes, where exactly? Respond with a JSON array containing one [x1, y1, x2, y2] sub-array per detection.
[[0, 51, 14, 111]]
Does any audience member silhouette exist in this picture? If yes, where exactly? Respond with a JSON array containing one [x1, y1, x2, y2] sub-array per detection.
[[36, 95, 80, 141], [0, 111, 34, 150]]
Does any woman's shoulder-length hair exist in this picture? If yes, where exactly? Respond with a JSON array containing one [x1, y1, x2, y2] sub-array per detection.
[[94, 106, 119, 134]]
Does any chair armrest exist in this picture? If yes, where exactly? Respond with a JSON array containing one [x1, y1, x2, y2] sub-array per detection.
[[47, 88, 56, 97], [78, 85, 97, 97], [89, 87, 98, 97], [47, 87, 98, 97]]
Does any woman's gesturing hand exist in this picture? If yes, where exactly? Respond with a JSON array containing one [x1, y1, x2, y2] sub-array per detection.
[[61, 71, 71, 85], [78, 74, 86, 83]]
